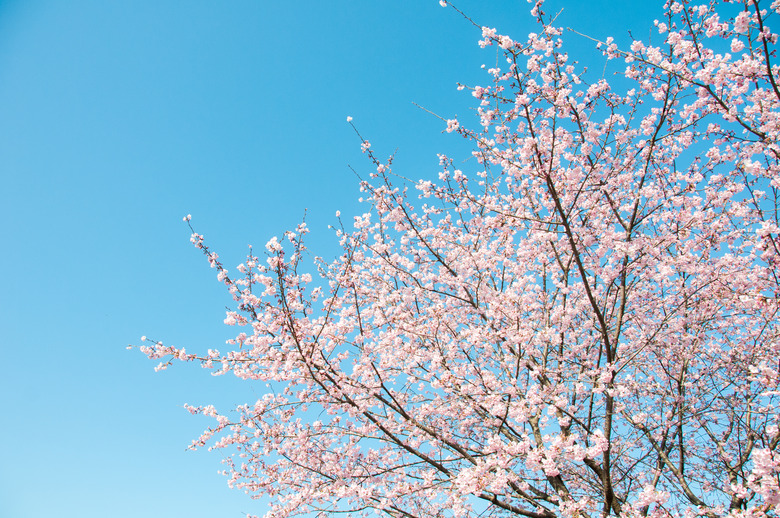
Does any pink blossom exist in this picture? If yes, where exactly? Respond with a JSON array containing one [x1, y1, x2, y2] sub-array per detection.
[[734, 11, 751, 34]]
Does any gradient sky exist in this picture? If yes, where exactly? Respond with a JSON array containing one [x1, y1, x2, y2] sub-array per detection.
[[0, 1, 660, 517]]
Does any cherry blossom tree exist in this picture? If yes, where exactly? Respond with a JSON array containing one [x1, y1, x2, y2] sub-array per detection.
[[139, 0, 780, 516]]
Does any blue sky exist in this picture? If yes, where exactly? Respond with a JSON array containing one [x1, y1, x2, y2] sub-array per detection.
[[0, 1, 660, 517]]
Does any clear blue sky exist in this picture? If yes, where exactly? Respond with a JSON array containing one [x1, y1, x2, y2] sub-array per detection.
[[0, 1, 659, 517]]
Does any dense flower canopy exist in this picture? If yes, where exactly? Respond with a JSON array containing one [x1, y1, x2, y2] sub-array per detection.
[[140, 1, 780, 517]]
